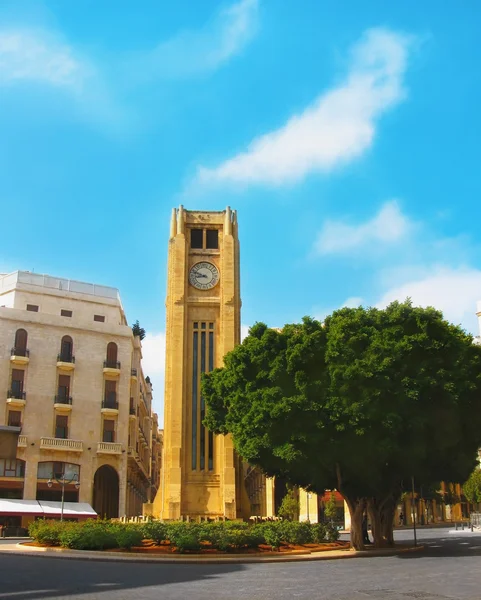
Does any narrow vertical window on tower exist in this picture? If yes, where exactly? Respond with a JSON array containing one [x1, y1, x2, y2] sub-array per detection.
[[191, 229, 203, 249], [208, 323, 214, 470], [206, 229, 218, 249], [200, 327, 206, 470], [192, 323, 198, 470]]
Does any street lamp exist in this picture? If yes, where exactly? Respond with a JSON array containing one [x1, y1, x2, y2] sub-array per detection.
[[47, 472, 80, 522]]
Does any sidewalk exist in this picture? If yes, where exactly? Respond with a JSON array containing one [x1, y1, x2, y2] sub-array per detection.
[[0, 541, 424, 564]]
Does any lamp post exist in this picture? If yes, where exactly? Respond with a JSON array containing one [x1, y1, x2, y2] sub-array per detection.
[[47, 472, 80, 521]]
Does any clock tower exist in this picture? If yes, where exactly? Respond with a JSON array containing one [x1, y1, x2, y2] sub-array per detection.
[[160, 206, 244, 520]]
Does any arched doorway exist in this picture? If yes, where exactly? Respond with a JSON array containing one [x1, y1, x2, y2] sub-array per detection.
[[93, 465, 119, 519]]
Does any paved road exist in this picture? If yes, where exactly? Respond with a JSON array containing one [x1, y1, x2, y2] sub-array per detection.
[[0, 528, 480, 600]]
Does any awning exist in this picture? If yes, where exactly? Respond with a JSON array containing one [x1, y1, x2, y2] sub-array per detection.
[[0, 499, 97, 518]]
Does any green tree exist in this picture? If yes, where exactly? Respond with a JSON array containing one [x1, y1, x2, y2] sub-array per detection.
[[277, 486, 299, 521], [203, 301, 481, 550], [463, 468, 481, 506], [132, 320, 146, 341], [324, 492, 337, 523]]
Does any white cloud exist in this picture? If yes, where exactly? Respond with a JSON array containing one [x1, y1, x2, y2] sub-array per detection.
[[342, 296, 364, 308], [376, 266, 481, 334], [133, 0, 258, 80], [197, 27, 412, 187], [141, 332, 166, 424], [314, 200, 411, 255], [0, 29, 86, 89], [0, 28, 129, 129], [241, 324, 250, 341]]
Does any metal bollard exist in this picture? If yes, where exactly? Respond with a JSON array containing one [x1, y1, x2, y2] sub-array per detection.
[[455, 523, 458, 530], [461, 522, 464, 530]]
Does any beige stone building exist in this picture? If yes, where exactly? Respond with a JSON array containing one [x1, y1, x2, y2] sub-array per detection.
[[0, 271, 154, 527]]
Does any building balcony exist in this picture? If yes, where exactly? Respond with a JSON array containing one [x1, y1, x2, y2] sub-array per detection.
[[138, 426, 149, 447], [54, 395, 73, 412], [57, 353, 75, 371], [6, 390, 26, 407], [103, 360, 121, 376], [17, 435, 27, 448], [40, 437, 83, 452], [101, 397, 119, 415], [130, 368, 138, 381], [128, 447, 150, 481], [97, 441, 122, 455], [10, 348, 29, 365]]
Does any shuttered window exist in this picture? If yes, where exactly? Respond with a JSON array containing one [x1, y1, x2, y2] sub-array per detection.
[[103, 419, 115, 443], [55, 415, 68, 439], [7, 411, 21, 427]]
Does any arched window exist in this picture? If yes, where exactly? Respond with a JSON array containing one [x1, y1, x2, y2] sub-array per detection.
[[59, 335, 73, 362], [13, 329, 28, 357], [105, 342, 118, 368]]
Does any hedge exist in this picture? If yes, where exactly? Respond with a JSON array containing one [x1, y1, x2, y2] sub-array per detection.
[[29, 519, 339, 552]]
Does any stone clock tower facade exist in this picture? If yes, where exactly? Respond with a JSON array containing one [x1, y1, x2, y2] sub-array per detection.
[[160, 206, 244, 520]]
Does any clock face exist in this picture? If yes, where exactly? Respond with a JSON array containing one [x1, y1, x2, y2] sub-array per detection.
[[189, 261, 219, 290]]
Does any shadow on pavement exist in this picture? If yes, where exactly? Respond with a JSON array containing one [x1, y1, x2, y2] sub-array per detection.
[[396, 532, 481, 559], [0, 553, 245, 600]]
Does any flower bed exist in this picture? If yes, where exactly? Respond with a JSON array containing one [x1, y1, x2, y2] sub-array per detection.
[[28, 519, 342, 554]]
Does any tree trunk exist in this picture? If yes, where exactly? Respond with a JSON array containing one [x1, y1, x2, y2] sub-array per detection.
[[380, 500, 396, 546], [368, 498, 385, 547], [344, 496, 366, 550]]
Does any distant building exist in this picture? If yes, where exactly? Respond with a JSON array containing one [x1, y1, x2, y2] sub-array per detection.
[[0, 271, 155, 528]]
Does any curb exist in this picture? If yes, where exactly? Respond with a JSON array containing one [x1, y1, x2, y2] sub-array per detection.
[[0, 542, 425, 565]]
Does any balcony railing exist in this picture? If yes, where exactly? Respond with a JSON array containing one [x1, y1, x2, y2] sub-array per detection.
[[103, 360, 121, 369], [131, 368, 137, 377], [97, 442, 122, 455], [102, 398, 119, 410], [54, 395, 73, 405], [57, 353, 75, 364], [40, 437, 83, 451], [17, 435, 27, 448], [7, 390, 26, 400], [11, 347, 29, 358]]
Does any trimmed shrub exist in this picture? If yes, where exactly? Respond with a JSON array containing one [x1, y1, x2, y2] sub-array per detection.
[[174, 533, 201, 553], [114, 526, 143, 550], [29, 520, 64, 546], [262, 522, 284, 550], [58, 520, 117, 550], [311, 522, 327, 543], [325, 522, 340, 542], [142, 521, 168, 545], [281, 521, 313, 545], [167, 522, 202, 553]]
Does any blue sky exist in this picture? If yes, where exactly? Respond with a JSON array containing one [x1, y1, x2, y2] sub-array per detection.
[[1, 0, 481, 421]]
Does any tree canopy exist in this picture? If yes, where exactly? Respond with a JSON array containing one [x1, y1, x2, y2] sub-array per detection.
[[203, 301, 481, 549], [132, 320, 146, 341], [463, 467, 481, 505]]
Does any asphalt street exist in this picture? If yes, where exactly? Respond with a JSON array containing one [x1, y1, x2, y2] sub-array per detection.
[[0, 528, 480, 600]]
